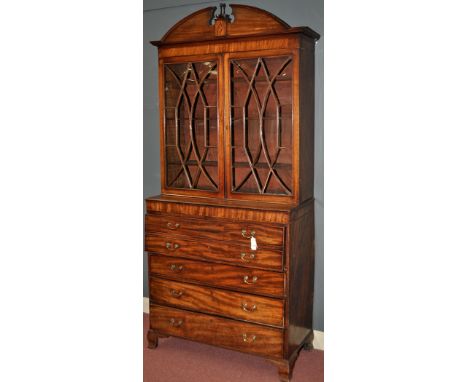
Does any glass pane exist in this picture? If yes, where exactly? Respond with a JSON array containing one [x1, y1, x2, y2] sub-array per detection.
[[230, 56, 293, 196], [164, 61, 218, 191]]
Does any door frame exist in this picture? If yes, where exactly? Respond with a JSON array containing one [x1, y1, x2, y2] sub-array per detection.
[[224, 48, 300, 203], [159, 53, 225, 198]]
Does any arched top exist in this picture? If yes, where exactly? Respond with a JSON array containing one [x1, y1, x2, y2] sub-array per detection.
[[157, 6, 217, 45], [227, 4, 291, 35], [152, 4, 319, 47]]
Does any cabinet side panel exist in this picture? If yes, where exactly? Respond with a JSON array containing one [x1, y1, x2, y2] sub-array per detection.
[[299, 37, 316, 202], [287, 202, 315, 357], [158, 58, 166, 194]]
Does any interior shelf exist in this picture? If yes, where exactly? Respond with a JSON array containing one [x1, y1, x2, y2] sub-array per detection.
[[230, 77, 292, 83], [166, 105, 217, 109], [165, 79, 218, 85], [232, 162, 291, 169], [230, 117, 292, 121], [167, 160, 218, 167], [165, 118, 218, 122]]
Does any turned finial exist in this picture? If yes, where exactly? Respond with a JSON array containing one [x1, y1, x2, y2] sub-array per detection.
[[213, 3, 233, 36]]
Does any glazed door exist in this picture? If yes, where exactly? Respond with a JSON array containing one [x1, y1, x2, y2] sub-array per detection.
[[225, 51, 297, 202], [161, 55, 224, 197]]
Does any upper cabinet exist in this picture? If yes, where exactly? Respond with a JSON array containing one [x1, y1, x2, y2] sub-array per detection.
[[152, 4, 320, 204]]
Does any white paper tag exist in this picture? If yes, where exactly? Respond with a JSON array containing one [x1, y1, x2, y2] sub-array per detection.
[[250, 237, 257, 251]]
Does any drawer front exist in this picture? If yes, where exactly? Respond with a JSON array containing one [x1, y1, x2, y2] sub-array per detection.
[[150, 304, 283, 358], [149, 254, 284, 297], [150, 277, 284, 327], [145, 234, 283, 271], [145, 214, 284, 247]]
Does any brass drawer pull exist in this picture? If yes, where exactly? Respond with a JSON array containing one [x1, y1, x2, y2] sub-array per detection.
[[166, 222, 180, 230], [241, 302, 257, 312], [241, 229, 255, 239], [242, 333, 256, 343], [165, 242, 180, 251], [169, 318, 183, 327], [170, 264, 183, 272], [240, 252, 255, 262], [243, 275, 258, 284], [170, 289, 183, 298]]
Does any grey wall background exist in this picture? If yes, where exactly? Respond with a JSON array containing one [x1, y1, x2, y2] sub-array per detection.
[[143, 0, 324, 332]]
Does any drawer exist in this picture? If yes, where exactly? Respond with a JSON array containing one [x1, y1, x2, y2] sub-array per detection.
[[150, 304, 283, 358], [145, 213, 284, 247], [148, 254, 284, 297], [145, 234, 283, 271], [150, 277, 284, 327]]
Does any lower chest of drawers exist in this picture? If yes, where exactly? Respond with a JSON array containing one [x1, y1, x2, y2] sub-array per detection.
[[145, 196, 316, 382], [146, 211, 288, 358]]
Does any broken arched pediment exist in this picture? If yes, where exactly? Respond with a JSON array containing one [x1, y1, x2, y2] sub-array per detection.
[[151, 4, 319, 46]]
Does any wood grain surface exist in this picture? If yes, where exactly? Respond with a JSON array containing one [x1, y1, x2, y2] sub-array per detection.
[[148, 254, 285, 297], [150, 303, 284, 358], [145, 233, 284, 270], [146, 196, 292, 224], [145, 213, 285, 247], [150, 277, 284, 327]]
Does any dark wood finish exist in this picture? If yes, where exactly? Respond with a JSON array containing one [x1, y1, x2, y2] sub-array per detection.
[[270, 351, 300, 382], [162, 58, 221, 193], [287, 202, 315, 357], [145, 233, 284, 270], [150, 304, 284, 358], [155, 7, 216, 44], [299, 36, 316, 202], [225, 49, 297, 202], [159, 54, 225, 199], [146, 329, 159, 349], [146, 194, 315, 220], [146, 5, 319, 381], [303, 330, 314, 350], [148, 254, 285, 297], [151, 5, 319, 47], [150, 277, 284, 327], [156, 35, 301, 59], [145, 213, 285, 247], [146, 194, 292, 223]]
